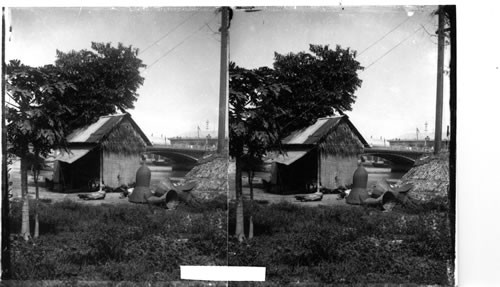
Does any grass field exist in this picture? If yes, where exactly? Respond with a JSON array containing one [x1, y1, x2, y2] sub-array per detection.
[[7, 196, 227, 282], [6, 190, 454, 285], [228, 200, 454, 286]]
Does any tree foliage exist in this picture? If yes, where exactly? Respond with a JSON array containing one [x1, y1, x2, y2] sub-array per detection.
[[6, 59, 76, 241], [5, 42, 145, 241], [229, 62, 289, 241], [230, 44, 363, 157], [229, 44, 363, 241], [229, 63, 289, 160], [6, 60, 75, 158], [54, 42, 145, 131], [273, 44, 363, 135]]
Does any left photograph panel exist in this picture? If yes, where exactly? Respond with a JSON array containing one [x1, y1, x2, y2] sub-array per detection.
[[1, 7, 228, 281]]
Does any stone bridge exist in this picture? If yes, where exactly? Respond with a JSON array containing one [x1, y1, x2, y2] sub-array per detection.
[[145, 145, 213, 164], [363, 147, 430, 170]]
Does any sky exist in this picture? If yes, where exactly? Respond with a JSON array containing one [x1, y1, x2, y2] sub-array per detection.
[[7, 7, 223, 140], [6, 5, 450, 143], [230, 6, 450, 143]]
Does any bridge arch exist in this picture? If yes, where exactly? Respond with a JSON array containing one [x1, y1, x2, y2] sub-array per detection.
[[363, 152, 415, 166], [145, 151, 199, 164], [145, 145, 211, 165]]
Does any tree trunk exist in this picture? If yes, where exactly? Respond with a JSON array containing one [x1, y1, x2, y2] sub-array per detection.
[[248, 170, 254, 239], [248, 170, 254, 200], [235, 157, 245, 242], [34, 168, 40, 239], [20, 157, 30, 241], [248, 215, 254, 240]]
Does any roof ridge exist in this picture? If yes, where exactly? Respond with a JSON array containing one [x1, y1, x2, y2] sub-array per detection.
[[318, 115, 344, 120], [101, 113, 128, 118]]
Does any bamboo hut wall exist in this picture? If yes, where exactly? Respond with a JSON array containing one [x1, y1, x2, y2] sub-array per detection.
[[100, 119, 148, 187], [103, 152, 141, 187], [320, 154, 358, 189], [316, 121, 364, 189]]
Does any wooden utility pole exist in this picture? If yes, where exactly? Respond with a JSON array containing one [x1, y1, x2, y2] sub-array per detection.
[[434, 6, 445, 154], [217, 7, 229, 154], [445, 4, 456, 268], [2, 7, 11, 278]]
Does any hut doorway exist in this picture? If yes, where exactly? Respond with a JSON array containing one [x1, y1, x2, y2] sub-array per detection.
[[54, 148, 100, 192], [269, 148, 318, 194]]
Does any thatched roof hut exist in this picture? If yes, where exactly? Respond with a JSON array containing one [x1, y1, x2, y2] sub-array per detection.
[[266, 115, 369, 194], [53, 113, 152, 191]]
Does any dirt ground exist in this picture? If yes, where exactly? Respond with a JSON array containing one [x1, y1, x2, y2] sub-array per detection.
[[245, 187, 349, 207], [228, 173, 350, 208], [9, 159, 351, 207], [9, 159, 141, 206]]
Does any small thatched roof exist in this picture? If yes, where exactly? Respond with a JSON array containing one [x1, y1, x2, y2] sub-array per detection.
[[65, 113, 152, 155], [67, 113, 151, 145], [281, 115, 369, 157]]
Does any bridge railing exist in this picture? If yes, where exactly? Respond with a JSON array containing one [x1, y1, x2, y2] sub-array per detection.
[[369, 145, 448, 153], [150, 143, 217, 151]]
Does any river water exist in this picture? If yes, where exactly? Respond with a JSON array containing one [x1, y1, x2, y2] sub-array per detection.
[[365, 167, 406, 189], [148, 165, 190, 186], [148, 165, 405, 191]]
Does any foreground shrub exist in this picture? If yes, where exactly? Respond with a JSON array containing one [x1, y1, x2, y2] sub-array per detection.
[[9, 198, 228, 281], [228, 201, 453, 285]]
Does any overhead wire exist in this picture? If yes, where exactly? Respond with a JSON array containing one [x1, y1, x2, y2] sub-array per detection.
[[419, 15, 439, 45], [278, 22, 428, 132], [205, 22, 221, 43], [139, 10, 200, 56], [146, 13, 218, 70], [92, 11, 219, 116], [363, 25, 424, 70], [357, 16, 412, 57]]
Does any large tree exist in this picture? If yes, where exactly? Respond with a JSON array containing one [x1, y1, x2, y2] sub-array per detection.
[[54, 42, 145, 131], [229, 63, 289, 241], [229, 44, 363, 241], [6, 42, 146, 241], [6, 60, 75, 241], [272, 44, 363, 135]]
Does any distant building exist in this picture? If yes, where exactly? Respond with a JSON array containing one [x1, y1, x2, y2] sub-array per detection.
[[265, 115, 369, 193], [149, 135, 170, 145], [52, 113, 152, 191], [388, 138, 449, 151], [168, 135, 223, 150]]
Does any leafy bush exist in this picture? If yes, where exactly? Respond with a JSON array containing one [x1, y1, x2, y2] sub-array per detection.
[[228, 201, 453, 285], [9, 198, 228, 281]]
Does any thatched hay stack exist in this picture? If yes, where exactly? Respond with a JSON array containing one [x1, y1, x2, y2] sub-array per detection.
[[185, 154, 228, 200], [400, 152, 450, 203]]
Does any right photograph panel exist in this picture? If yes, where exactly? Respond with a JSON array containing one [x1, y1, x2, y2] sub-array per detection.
[[228, 6, 455, 285]]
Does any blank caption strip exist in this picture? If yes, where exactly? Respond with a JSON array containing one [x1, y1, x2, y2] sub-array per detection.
[[181, 266, 266, 282]]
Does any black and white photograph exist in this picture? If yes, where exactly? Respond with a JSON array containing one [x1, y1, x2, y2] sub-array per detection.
[[3, 1, 500, 286], [1, 7, 228, 283], [227, 5, 455, 286]]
